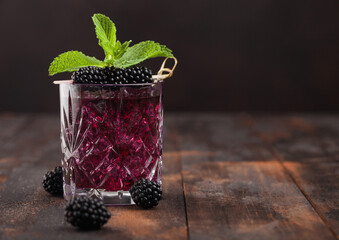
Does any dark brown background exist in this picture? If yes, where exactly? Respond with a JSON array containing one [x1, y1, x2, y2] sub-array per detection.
[[1, 0, 339, 112]]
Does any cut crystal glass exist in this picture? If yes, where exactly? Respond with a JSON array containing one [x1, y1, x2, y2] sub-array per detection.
[[59, 83, 163, 205]]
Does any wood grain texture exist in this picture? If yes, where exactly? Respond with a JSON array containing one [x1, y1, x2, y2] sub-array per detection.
[[0, 115, 64, 240], [175, 113, 336, 240], [1, 114, 339, 240], [0, 114, 188, 240], [0, 113, 29, 191], [0, 113, 29, 140], [250, 115, 339, 238]]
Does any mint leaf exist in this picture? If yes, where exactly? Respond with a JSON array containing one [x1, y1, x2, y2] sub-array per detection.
[[48, 51, 105, 76], [113, 41, 173, 68], [92, 13, 117, 60], [105, 40, 132, 65], [114, 40, 132, 59]]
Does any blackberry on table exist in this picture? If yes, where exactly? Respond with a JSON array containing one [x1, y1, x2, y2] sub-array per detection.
[[71, 66, 153, 85], [42, 166, 63, 195], [65, 196, 111, 230], [129, 178, 162, 209]]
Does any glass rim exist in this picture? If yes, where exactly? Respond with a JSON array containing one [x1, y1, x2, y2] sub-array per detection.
[[59, 80, 163, 87]]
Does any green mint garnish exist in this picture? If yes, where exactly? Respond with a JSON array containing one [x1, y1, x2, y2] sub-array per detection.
[[49, 14, 173, 76]]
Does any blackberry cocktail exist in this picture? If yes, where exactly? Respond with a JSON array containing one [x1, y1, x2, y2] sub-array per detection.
[[60, 83, 163, 204], [49, 14, 176, 205]]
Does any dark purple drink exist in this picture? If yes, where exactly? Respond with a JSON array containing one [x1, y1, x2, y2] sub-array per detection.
[[60, 83, 163, 204]]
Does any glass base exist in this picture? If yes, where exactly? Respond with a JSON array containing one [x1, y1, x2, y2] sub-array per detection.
[[63, 183, 135, 205]]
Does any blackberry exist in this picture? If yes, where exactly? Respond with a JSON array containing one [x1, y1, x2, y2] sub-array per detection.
[[65, 196, 111, 230], [129, 178, 162, 209], [71, 66, 107, 84], [125, 66, 153, 84], [71, 66, 153, 84], [42, 166, 63, 195]]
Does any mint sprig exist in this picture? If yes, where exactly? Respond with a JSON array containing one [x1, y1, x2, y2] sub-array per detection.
[[49, 14, 174, 76]]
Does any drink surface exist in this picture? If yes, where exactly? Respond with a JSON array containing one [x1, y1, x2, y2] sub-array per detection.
[[61, 87, 163, 192]]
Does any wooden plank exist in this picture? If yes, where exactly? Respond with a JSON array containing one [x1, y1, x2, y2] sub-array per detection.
[[175, 113, 336, 240], [0, 114, 64, 240], [252, 114, 339, 160], [0, 113, 30, 191], [251, 115, 339, 238], [0, 114, 187, 240], [0, 113, 28, 141]]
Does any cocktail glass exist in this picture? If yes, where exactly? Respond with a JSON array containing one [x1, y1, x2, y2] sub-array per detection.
[[59, 82, 163, 205]]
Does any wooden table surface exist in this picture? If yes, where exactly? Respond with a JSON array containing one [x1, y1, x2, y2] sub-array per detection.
[[0, 113, 338, 240]]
